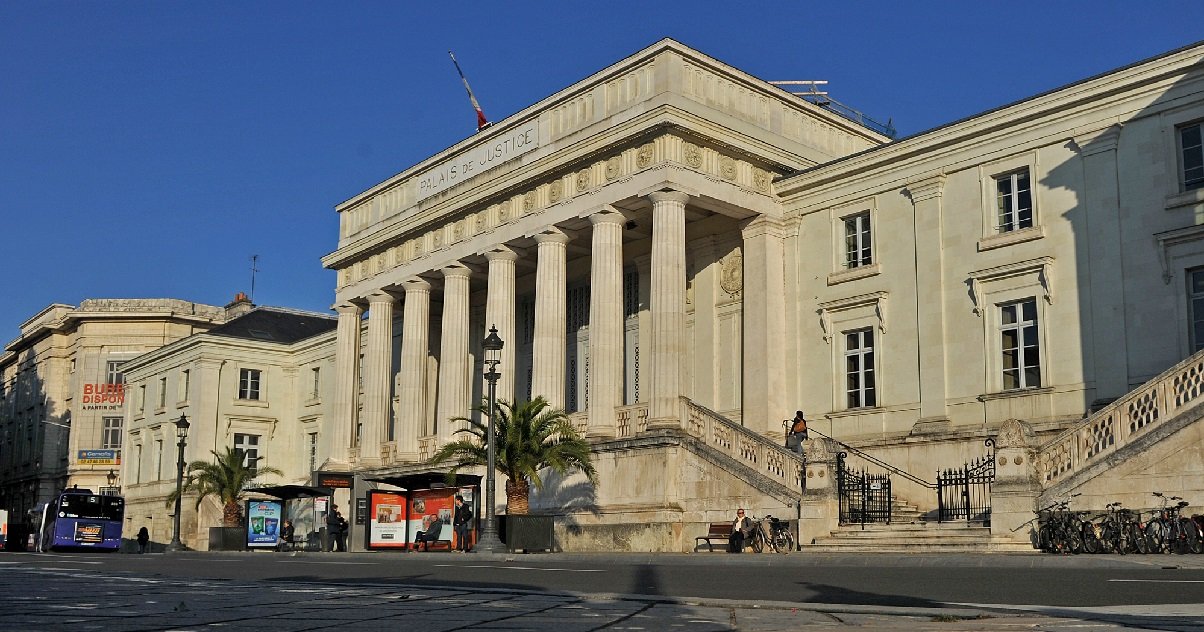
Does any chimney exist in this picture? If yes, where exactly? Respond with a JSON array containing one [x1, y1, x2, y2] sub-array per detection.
[[224, 292, 255, 320]]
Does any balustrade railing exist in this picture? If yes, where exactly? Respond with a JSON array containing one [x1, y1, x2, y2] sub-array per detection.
[[685, 400, 804, 493], [615, 403, 649, 438], [1037, 349, 1204, 486]]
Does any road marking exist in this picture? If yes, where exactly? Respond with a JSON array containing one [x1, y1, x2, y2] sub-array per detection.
[[1108, 579, 1204, 583], [280, 560, 378, 565], [435, 564, 604, 572]]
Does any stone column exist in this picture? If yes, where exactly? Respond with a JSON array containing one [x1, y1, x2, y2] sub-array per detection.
[[485, 247, 519, 407], [587, 208, 625, 438], [990, 419, 1040, 545], [329, 303, 363, 464], [647, 190, 689, 428], [362, 291, 397, 464], [532, 228, 572, 410], [799, 438, 841, 547], [1075, 125, 1129, 404], [741, 216, 789, 437], [906, 176, 950, 424], [437, 264, 473, 443], [396, 278, 431, 461]]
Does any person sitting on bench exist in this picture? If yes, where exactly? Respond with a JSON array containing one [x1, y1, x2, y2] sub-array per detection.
[[413, 514, 441, 551], [728, 508, 754, 553]]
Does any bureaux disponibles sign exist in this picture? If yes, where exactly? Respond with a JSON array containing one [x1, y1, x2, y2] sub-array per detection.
[[416, 121, 539, 202]]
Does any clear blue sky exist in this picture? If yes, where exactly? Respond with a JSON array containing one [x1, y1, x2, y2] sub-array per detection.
[[2, 1, 1200, 337]]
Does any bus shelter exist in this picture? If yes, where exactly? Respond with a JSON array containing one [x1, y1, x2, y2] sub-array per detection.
[[245, 484, 332, 551], [364, 473, 480, 552]]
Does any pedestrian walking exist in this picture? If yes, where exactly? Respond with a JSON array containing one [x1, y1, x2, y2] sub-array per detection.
[[136, 526, 150, 554], [326, 505, 344, 552], [453, 495, 473, 553]]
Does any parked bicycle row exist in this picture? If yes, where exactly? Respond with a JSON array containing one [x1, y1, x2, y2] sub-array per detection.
[[1035, 492, 1204, 554]]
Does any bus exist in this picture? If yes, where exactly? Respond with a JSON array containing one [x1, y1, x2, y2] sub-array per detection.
[[38, 488, 124, 552]]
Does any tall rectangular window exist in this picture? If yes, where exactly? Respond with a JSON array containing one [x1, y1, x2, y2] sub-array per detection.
[[844, 329, 876, 408], [234, 433, 261, 475], [155, 439, 164, 481], [308, 432, 318, 473], [179, 369, 190, 402], [844, 212, 872, 268], [996, 169, 1033, 232], [311, 367, 321, 399], [158, 377, 167, 409], [138, 385, 146, 413], [1001, 299, 1041, 390], [106, 361, 125, 385], [1182, 122, 1204, 191], [1189, 268, 1204, 352], [102, 417, 122, 450], [238, 369, 261, 400], [135, 444, 143, 484]]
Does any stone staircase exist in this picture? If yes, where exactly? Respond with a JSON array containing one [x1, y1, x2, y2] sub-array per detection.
[[806, 521, 1029, 553]]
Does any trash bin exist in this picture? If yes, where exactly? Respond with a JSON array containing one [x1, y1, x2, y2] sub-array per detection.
[[502, 515, 554, 553]]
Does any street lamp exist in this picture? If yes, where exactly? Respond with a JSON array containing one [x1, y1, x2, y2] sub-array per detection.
[[476, 324, 505, 553], [100, 469, 119, 496], [166, 414, 190, 552]]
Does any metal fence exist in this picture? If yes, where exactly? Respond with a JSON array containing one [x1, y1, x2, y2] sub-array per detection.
[[936, 439, 995, 524], [837, 452, 893, 528]]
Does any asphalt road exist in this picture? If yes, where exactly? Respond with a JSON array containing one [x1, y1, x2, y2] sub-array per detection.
[[3, 551, 1204, 630], [8, 550, 1204, 608]]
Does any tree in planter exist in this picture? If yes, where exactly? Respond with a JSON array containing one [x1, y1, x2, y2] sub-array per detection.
[[165, 446, 282, 526], [431, 396, 597, 514]]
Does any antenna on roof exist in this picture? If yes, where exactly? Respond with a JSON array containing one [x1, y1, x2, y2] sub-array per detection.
[[770, 80, 896, 139], [449, 50, 491, 132], [249, 254, 259, 302]]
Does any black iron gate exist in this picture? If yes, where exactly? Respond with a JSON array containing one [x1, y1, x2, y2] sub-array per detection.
[[837, 452, 892, 528], [937, 438, 995, 523]]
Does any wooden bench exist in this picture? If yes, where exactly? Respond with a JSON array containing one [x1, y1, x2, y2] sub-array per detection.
[[696, 522, 733, 552]]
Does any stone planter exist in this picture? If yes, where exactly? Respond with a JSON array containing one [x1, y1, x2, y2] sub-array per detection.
[[207, 526, 244, 551]]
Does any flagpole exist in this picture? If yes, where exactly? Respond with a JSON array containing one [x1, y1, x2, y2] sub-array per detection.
[[449, 50, 490, 132]]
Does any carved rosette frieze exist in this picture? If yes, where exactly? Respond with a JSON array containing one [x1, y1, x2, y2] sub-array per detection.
[[549, 179, 564, 203], [605, 155, 622, 181], [576, 168, 591, 192], [683, 142, 703, 168], [523, 190, 538, 212], [636, 142, 655, 169], [719, 155, 737, 180]]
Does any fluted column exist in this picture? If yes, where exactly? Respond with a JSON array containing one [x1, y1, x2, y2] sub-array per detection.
[[362, 291, 397, 463], [397, 278, 431, 461], [647, 190, 690, 428], [437, 265, 473, 443], [485, 247, 519, 406], [532, 227, 572, 410], [330, 303, 363, 464], [587, 209, 625, 438]]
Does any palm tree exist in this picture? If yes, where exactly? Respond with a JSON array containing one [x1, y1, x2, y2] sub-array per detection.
[[166, 447, 282, 526], [431, 396, 597, 515]]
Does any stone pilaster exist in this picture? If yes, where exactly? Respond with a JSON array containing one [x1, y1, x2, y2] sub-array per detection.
[[362, 292, 397, 464], [437, 265, 473, 443], [329, 303, 363, 464], [532, 228, 572, 410], [799, 437, 841, 546], [905, 175, 949, 423], [587, 208, 625, 438], [741, 215, 789, 437], [1075, 125, 1128, 404], [396, 278, 431, 461], [647, 190, 689, 428], [485, 247, 520, 407]]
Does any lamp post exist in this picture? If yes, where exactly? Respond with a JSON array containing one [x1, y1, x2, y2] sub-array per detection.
[[476, 325, 505, 553], [100, 469, 119, 496], [166, 414, 190, 552]]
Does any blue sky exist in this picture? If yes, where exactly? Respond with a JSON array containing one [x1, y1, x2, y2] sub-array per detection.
[[1, 1, 1201, 336]]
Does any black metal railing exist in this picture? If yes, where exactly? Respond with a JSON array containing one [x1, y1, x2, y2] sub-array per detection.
[[837, 452, 893, 528], [936, 439, 995, 524]]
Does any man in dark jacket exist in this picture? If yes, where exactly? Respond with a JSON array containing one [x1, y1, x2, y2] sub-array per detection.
[[728, 508, 754, 553], [453, 495, 473, 553], [326, 505, 344, 552]]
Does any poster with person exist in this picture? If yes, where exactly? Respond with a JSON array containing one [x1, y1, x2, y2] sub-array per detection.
[[367, 491, 408, 549], [407, 489, 454, 551]]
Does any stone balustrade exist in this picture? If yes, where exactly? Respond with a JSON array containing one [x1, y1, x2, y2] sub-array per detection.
[[686, 400, 804, 492], [1037, 349, 1204, 486]]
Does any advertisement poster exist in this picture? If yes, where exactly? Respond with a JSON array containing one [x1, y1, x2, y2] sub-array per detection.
[[367, 491, 407, 549], [407, 489, 453, 550], [74, 522, 103, 544], [0, 509, 8, 548], [246, 500, 282, 548]]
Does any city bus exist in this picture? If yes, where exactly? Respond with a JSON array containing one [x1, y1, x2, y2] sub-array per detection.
[[38, 488, 124, 552]]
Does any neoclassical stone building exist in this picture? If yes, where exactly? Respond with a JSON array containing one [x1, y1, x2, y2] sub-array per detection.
[[315, 38, 1204, 551], [0, 299, 228, 525]]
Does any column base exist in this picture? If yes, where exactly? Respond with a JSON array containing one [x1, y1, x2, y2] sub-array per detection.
[[475, 517, 506, 554]]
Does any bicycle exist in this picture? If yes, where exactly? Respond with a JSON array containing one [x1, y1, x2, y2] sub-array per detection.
[[1146, 492, 1203, 554], [1097, 502, 1147, 555], [763, 515, 794, 554], [1035, 496, 1086, 554]]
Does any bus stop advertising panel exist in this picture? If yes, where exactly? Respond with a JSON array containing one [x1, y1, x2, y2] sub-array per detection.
[[367, 491, 407, 549], [245, 500, 282, 549]]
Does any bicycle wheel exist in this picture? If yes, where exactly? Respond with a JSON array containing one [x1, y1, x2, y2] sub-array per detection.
[[1180, 519, 1203, 555], [1066, 524, 1083, 554], [774, 530, 793, 554], [1080, 523, 1102, 554], [1145, 521, 1166, 554], [751, 531, 764, 553], [1130, 523, 1151, 554]]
